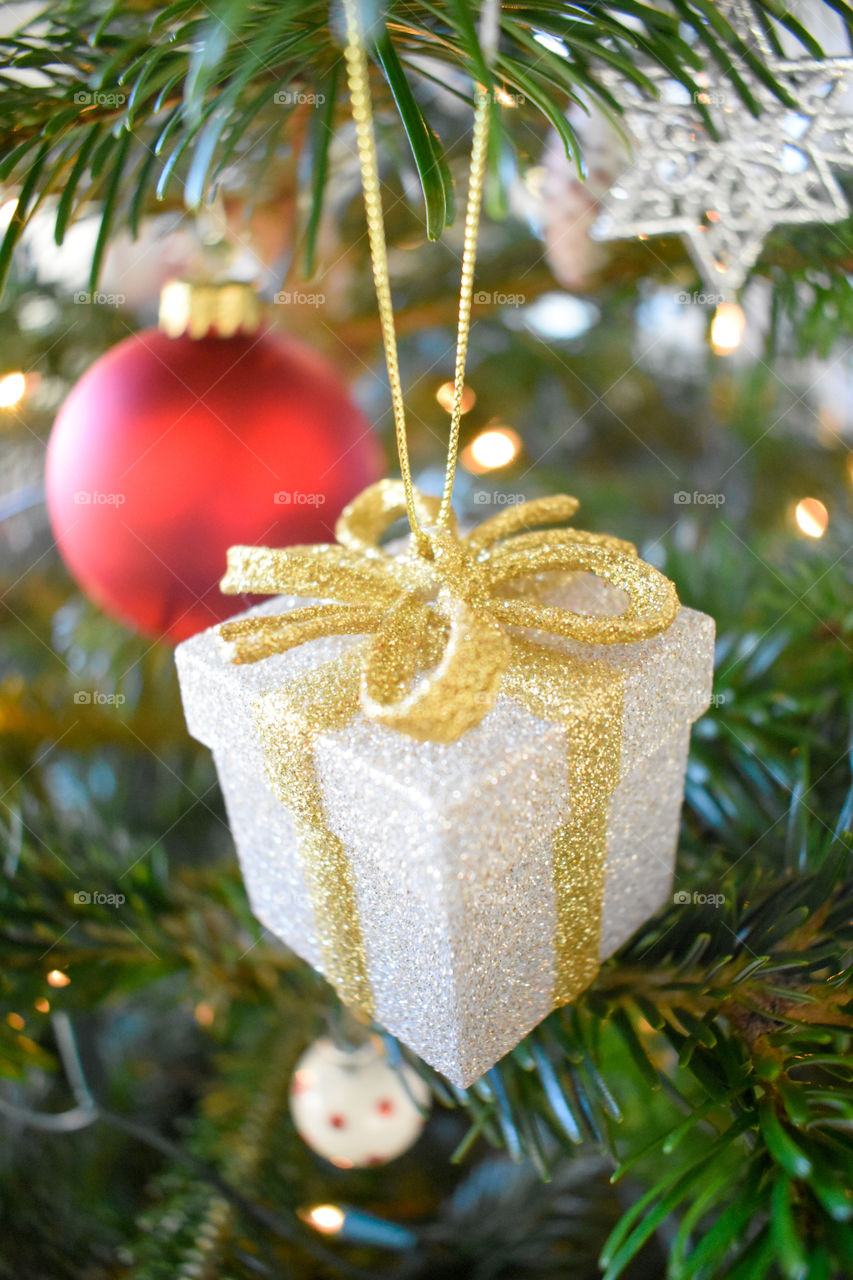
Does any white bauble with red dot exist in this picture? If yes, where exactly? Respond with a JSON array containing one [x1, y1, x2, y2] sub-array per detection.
[[289, 1037, 430, 1167]]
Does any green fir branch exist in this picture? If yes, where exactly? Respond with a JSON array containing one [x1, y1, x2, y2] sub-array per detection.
[[1, 0, 852, 295]]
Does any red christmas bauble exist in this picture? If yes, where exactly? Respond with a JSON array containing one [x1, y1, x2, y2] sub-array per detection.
[[46, 325, 382, 642]]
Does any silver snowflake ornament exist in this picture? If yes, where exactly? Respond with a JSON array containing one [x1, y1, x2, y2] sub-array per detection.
[[593, 55, 853, 292]]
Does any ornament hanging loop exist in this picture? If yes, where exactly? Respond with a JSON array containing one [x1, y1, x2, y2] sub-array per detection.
[[437, 86, 491, 530], [341, 0, 495, 550], [341, 0, 427, 553]]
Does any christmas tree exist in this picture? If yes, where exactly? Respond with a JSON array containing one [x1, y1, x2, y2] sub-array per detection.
[[1, 2, 852, 1277]]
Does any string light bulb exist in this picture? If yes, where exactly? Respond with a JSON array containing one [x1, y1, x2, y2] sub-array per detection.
[[46, 969, 70, 988], [435, 381, 476, 415], [710, 302, 746, 354], [794, 497, 828, 538], [305, 1205, 345, 1235], [301, 1202, 419, 1248], [461, 425, 521, 474], [0, 371, 26, 409], [194, 1001, 215, 1026]]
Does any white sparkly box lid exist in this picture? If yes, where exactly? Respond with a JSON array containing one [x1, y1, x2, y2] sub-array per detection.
[[176, 573, 715, 1085]]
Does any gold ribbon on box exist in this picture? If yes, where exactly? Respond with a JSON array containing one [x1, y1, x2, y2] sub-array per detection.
[[218, 478, 679, 1015]]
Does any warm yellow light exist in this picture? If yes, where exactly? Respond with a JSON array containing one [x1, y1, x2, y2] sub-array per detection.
[[795, 497, 828, 539], [710, 302, 746, 354], [46, 969, 70, 988], [307, 1205, 345, 1234], [6, 1013, 24, 1030], [462, 426, 521, 474], [494, 86, 518, 107], [194, 1001, 215, 1026], [34, 998, 50, 1013], [436, 381, 476, 414], [0, 371, 26, 409]]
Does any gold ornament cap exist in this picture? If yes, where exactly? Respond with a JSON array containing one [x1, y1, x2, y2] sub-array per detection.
[[158, 279, 261, 339]]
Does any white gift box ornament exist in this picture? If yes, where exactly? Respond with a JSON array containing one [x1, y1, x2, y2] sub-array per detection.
[[175, 480, 714, 1087], [177, 0, 714, 1089]]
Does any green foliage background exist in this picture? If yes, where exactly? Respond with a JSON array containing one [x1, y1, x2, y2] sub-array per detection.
[[0, 2, 851, 1277]]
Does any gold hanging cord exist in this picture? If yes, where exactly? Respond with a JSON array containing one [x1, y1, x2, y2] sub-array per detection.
[[340, 0, 494, 551]]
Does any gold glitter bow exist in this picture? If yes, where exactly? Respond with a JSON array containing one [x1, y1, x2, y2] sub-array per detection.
[[218, 478, 679, 744]]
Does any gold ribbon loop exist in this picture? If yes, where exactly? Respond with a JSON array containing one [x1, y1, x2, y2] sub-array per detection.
[[484, 525, 639, 567], [219, 604, 383, 665], [218, 481, 680, 741], [488, 541, 679, 644], [465, 495, 580, 554], [336, 478, 455, 555], [221, 541, 402, 603], [361, 593, 511, 742]]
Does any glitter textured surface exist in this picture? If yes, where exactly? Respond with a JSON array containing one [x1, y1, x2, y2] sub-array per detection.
[[593, 0, 853, 291], [177, 564, 714, 1086]]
